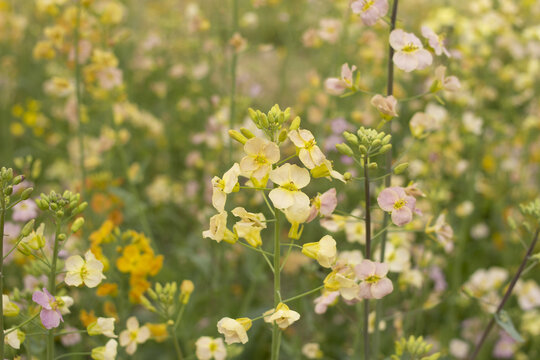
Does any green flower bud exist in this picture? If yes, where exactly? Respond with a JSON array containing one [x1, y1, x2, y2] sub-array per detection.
[[147, 288, 158, 301], [21, 187, 33, 200], [260, 113, 269, 128], [289, 116, 301, 131], [36, 199, 49, 211], [393, 163, 409, 174], [380, 144, 392, 154], [57, 233, 67, 241], [358, 145, 368, 155], [12, 175, 24, 185], [278, 129, 288, 143], [74, 202, 88, 215], [382, 134, 392, 145], [336, 143, 354, 157], [371, 139, 382, 148], [248, 108, 258, 122], [21, 219, 35, 237], [344, 172, 352, 181], [17, 242, 32, 256], [50, 203, 58, 211], [71, 217, 85, 233], [228, 130, 248, 145], [4, 186, 13, 196], [240, 127, 255, 139], [343, 131, 358, 145], [56, 210, 64, 218], [368, 162, 378, 170]]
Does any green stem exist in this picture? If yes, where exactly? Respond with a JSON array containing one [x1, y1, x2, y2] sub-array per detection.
[[228, 0, 239, 163], [363, 157, 372, 360], [4, 313, 40, 336], [47, 220, 62, 360], [276, 154, 296, 166], [374, 0, 399, 355], [270, 209, 281, 360], [74, 0, 86, 199], [0, 202, 5, 360], [55, 352, 91, 360], [282, 285, 324, 303], [170, 324, 184, 360]]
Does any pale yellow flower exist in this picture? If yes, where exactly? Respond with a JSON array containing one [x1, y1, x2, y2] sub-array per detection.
[[91, 339, 118, 360], [119, 317, 150, 355], [203, 212, 238, 244], [195, 336, 227, 360], [302, 235, 337, 268], [263, 303, 301, 329], [232, 207, 266, 247], [4, 328, 25, 349], [288, 130, 326, 169], [21, 223, 46, 250], [324, 264, 359, 300], [240, 137, 280, 181], [211, 163, 241, 212], [87, 317, 117, 338], [370, 94, 398, 119], [217, 317, 251, 345], [65, 251, 106, 288], [269, 164, 310, 210], [3, 295, 20, 317]]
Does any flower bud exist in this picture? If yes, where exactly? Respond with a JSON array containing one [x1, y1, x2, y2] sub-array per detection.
[[278, 129, 288, 143], [336, 143, 354, 157], [21, 219, 35, 237], [180, 280, 195, 304], [240, 127, 255, 139], [289, 116, 301, 130], [17, 242, 32, 256], [20, 187, 33, 200], [368, 162, 378, 170], [343, 131, 358, 145], [57, 233, 67, 241], [358, 145, 368, 155], [12, 175, 24, 185], [71, 217, 85, 233], [228, 130, 248, 145], [4, 186, 13, 196], [56, 210, 64, 218], [379, 144, 392, 154], [36, 199, 49, 211], [393, 163, 409, 174]]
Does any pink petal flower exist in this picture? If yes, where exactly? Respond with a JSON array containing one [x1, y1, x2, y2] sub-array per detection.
[[391, 206, 412, 226], [41, 308, 62, 329], [32, 289, 51, 309], [377, 188, 399, 211], [355, 259, 376, 280], [370, 278, 393, 299]]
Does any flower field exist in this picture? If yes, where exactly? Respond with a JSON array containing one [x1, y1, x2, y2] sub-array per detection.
[[0, 0, 539, 359]]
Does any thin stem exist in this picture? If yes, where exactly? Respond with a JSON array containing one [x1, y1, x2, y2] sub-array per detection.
[[282, 285, 324, 303], [363, 157, 372, 360], [270, 209, 281, 360], [374, 0, 399, 355], [170, 324, 184, 360], [55, 352, 91, 360], [4, 313, 40, 336], [3, 234, 23, 260], [47, 219, 62, 360], [236, 240, 274, 256], [262, 192, 275, 216], [276, 154, 296, 166], [279, 239, 296, 272], [239, 186, 271, 191], [74, 0, 86, 198], [228, 0, 239, 163], [468, 228, 540, 360]]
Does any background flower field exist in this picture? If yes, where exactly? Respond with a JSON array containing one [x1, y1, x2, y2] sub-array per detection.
[[0, 0, 539, 359]]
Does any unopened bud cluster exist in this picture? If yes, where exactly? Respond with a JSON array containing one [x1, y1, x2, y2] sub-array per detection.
[[391, 336, 441, 360], [1, 167, 34, 209], [336, 128, 392, 167], [142, 280, 194, 320], [36, 190, 87, 219]]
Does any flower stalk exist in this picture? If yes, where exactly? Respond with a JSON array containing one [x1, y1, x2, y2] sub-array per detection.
[[0, 196, 5, 360], [468, 228, 540, 360], [271, 208, 282, 360], [47, 219, 63, 360], [363, 156, 372, 360]]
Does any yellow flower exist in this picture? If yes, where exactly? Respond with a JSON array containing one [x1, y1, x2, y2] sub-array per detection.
[[180, 280, 195, 304], [4, 328, 25, 349], [80, 310, 98, 327], [195, 336, 227, 360], [96, 283, 118, 297], [232, 207, 266, 247], [202, 212, 238, 244], [146, 323, 168, 343], [20, 223, 46, 250]]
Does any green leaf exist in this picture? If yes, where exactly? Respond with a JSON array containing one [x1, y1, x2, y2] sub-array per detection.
[[494, 310, 525, 342]]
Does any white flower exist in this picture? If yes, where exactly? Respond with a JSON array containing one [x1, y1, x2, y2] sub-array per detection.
[[288, 130, 326, 169], [239, 137, 280, 181], [91, 339, 118, 360], [217, 317, 251, 345], [5, 328, 25, 349], [264, 303, 301, 329], [421, 26, 450, 57], [88, 317, 118, 338]]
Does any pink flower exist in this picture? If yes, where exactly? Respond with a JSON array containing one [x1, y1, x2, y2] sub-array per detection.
[[355, 260, 393, 299], [324, 63, 356, 95], [12, 199, 38, 222], [390, 29, 432, 72], [351, 0, 389, 26], [314, 291, 340, 314], [377, 186, 418, 226], [307, 188, 338, 222], [421, 26, 450, 57], [32, 288, 64, 329]]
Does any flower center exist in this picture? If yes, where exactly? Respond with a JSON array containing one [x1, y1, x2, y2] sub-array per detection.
[[365, 275, 381, 283], [362, 0, 375, 11], [80, 264, 89, 279], [393, 199, 406, 209], [209, 341, 218, 352], [305, 139, 316, 150], [402, 43, 418, 53], [254, 154, 267, 164], [281, 182, 298, 192]]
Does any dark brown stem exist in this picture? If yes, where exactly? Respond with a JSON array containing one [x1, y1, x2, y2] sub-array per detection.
[[468, 228, 540, 360]]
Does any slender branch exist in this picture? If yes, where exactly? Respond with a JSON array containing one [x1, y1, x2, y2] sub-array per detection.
[[47, 219, 62, 360], [74, 0, 86, 198], [276, 154, 297, 166], [363, 157, 372, 360], [270, 209, 281, 360], [4, 313, 40, 336], [468, 228, 540, 360], [0, 202, 5, 360], [228, 0, 239, 163], [282, 285, 324, 304], [55, 352, 91, 360]]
